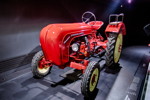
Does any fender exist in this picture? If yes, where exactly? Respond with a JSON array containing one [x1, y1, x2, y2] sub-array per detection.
[[105, 22, 126, 36]]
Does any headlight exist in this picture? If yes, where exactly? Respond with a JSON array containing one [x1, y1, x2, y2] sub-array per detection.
[[71, 43, 79, 52]]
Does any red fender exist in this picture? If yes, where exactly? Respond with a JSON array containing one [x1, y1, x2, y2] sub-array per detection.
[[105, 22, 126, 37]]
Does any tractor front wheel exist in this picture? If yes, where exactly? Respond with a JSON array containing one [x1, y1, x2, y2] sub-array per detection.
[[81, 61, 100, 98], [31, 51, 52, 78]]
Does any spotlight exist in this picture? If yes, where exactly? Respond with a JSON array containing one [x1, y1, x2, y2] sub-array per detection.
[[127, 0, 132, 4]]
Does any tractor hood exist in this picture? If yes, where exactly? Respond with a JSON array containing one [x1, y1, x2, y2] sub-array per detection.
[[40, 21, 103, 66]]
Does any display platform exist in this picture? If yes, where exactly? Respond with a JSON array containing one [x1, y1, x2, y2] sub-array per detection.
[[0, 46, 149, 100]]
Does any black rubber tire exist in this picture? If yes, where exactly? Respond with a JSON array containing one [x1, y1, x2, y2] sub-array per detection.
[[105, 33, 123, 68], [31, 51, 51, 78], [81, 61, 100, 98]]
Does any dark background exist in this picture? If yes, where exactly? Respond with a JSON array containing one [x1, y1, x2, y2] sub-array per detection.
[[0, 0, 149, 72]]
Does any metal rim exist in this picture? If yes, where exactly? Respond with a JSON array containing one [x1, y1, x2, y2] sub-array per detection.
[[37, 57, 50, 74], [114, 33, 123, 63], [89, 68, 99, 92]]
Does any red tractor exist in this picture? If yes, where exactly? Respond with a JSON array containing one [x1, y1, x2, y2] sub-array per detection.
[[31, 11, 126, 97]]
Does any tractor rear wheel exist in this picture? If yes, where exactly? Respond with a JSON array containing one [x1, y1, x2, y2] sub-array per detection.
[[81, 61, 100, 98], [105, 32, 123, 68], [31, 51, 52, 78]]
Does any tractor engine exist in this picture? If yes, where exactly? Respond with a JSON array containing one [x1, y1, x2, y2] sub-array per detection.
[[70, 37, 88, 60], [69, 35, 106, 63], [71, 41, 88, 57]]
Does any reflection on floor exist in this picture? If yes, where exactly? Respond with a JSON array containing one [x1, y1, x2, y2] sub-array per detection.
[[0, 46, 149, 100]]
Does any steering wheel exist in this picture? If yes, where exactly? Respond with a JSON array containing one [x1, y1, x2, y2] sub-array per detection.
[[82, 11, 96, 26]]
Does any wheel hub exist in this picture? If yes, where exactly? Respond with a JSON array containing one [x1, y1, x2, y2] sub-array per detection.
[[89, 68, 99, 92], [91, 74, 96, 86], [114, 33, 123, 63], [38, 57, 51, 74]]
